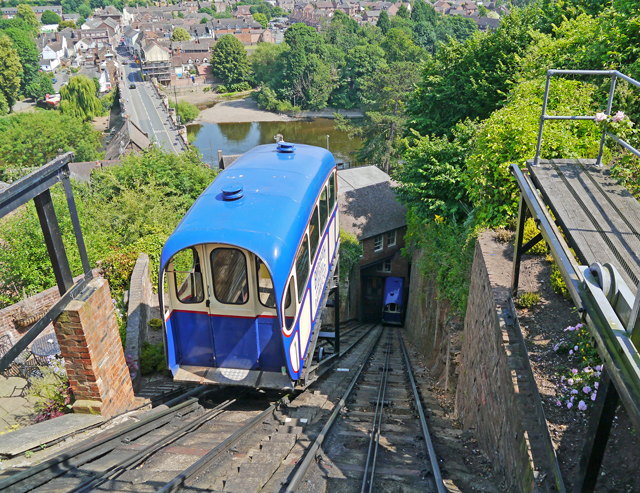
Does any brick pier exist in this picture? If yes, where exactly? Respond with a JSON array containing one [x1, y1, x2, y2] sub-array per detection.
[[54, 277, 135, 417]]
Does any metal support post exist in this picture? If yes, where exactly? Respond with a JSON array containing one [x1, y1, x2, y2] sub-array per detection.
[[573, 368, 619, 493], [533, 72, 553, 166], [61, 171, 91, 274], [34, 189, 74, 295], [596, 74, 618, 166], [511, 194, 527, 296], [335, 286, 340, 356]]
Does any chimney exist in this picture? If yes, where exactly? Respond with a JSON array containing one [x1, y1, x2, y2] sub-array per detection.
[[55, 31, 61, 42]]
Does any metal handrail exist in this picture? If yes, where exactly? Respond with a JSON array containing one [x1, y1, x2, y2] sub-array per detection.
[[533, 69, 640, 166], [0, 152, 93, 374]]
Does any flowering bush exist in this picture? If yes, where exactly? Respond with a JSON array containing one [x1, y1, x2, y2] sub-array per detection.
[[553, 323, 602, 412], [28, 356, 74, 423]]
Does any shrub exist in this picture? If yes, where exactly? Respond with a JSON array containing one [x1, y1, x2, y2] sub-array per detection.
[[168, 99, 200, 123], [466, 78, 603, 226], [522, 217, 547, 255], [149, 318, 162, 331], [28, 357, 74, 422], [517, 291, 540, 308], [140, 341, 168, 375], [547, 254, 570, 299], [339, 229, 363, 281]]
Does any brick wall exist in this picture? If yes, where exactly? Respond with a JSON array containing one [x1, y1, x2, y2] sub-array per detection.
[[454, 236, 534, 491], [54, 277, 135, 417], [124, 253, 152, 391], [0, 270, 101, 347]]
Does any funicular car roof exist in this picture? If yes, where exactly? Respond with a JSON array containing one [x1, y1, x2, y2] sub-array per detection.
[[160, 143, 336, 304]]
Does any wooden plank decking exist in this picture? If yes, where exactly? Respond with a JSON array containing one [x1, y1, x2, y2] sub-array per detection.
[[527, 159, 640, 293]]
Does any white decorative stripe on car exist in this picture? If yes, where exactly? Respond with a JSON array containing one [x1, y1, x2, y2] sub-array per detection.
[[299, 294, 312, 357], [290, 332, 300, 373]]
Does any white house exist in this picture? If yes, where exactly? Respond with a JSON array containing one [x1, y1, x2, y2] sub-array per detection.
[[39, 58, 60, 71], [41, 36, 67, 61]]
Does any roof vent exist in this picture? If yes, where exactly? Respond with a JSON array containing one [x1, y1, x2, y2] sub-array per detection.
[[221, 182, 244, 201], [277, 142, 295, 153]]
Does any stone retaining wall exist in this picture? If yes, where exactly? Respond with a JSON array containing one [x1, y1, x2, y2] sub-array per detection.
[[124, 253, 152, 391], [404, 235, 536, 491], [455, 235, 535, 491]]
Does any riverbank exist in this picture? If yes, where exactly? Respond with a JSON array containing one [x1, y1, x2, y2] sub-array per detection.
[[189, 97, 363, 124]]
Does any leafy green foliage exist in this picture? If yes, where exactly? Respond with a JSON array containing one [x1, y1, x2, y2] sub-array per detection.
[[409, 7, 540, 137], [339, 229, 363, 281], [548, 255, 571, 299], [171, 27, 190, 41], [211, 34, 251, 84], [465, 78, 602, 226], [169, 99, 200, 123], [253, 12, 268, 28], [0, 34, 22, 113], [516, 291, 540, 308], [0, 111, 101, 172], [523, 217, 547, 255], [405, 210, 476, 316], [336, 61, 421, 172], [57, 20, 78, 30], [149, 318, 162, 331], [40, 10, 61, 24], [16, 5, 39, 32], [0, 147, 217, 307], [140, 342, 168, 375], [1, 27, 39, 92], [377, 10, 390, 34], [24, 72, 54, 101], [60, 75, 103, 121], [394, 120, 476, 222]]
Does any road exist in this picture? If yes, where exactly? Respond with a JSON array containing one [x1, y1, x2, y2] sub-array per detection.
[[118, 52, 184, 154]]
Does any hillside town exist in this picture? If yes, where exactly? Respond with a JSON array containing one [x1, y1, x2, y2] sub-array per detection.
[[2, 0, 506, 88]]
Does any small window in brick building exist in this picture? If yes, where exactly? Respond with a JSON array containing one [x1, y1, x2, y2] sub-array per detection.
[[374, 234, 383, 252], [376, 259, 391, 272], [387, 230, 396, 247]]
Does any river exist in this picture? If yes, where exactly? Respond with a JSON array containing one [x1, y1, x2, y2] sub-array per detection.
[[186, 118, 362, 167]]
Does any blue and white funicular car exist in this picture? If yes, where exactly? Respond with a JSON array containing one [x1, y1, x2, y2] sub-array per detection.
[[159, 143, 340, 390]]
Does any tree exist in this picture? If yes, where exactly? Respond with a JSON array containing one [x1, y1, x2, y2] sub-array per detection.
[[0, 111, 102, 170], [171, 27, 190, 41], [382, 28, 424, 62], [210, 34, 250, 84], [377, 10, 390, 34], [0, 35, 22, 114], [92, 76, 101, 95], [336, 61, 421, 173], [58, 20, 78, 30], [397, 3, 410, 19], [178, 11, 184, 18], [478, 5, 489, 16], [199, 6, 216, 15], [2, 27, 39, 91], [16, 5, 39, 31], [409, 8, 539, 136], [200, 17, 208, 23], [24, 72, 54, 100], [41, 10, 62, 24], [253, 12, 268, 28], [59, 75, 103, 121], [394, 120, 476, 222], [78, 3, 92, 18], [411, 0, 436, 24]]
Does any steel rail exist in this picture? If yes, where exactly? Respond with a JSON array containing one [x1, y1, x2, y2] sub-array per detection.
[[157, 399, 283, 493], [361, 329, 392, 493], [314, 323, 373, 380], [399, 332, 448, 493], [70, 399, 236, 493], [285, 326, 385, 493], [0, 394, 206, 493]]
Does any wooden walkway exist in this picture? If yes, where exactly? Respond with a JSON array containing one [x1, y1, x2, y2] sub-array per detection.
[[527, 159, 640, 293]]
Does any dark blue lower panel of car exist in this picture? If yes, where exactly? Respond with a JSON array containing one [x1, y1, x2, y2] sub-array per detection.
[[211, 316, 259, 370], [170, 312, 287, 372], [171, 311, 215, 366], [383, 313, 403, 325], [257, 317, 286, 372]]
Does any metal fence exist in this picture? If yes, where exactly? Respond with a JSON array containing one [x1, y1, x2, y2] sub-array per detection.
[[0, 153, 93, 374], [534, 69, 640, 166]]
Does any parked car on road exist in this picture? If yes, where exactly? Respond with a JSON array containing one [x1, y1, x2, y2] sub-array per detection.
[[52, 78, 57, 83], [130, 83, 136, 89]]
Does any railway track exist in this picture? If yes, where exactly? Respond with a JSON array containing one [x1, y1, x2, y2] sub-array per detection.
[[0, 323, 380, 493], [285, 326, 446, 493]]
